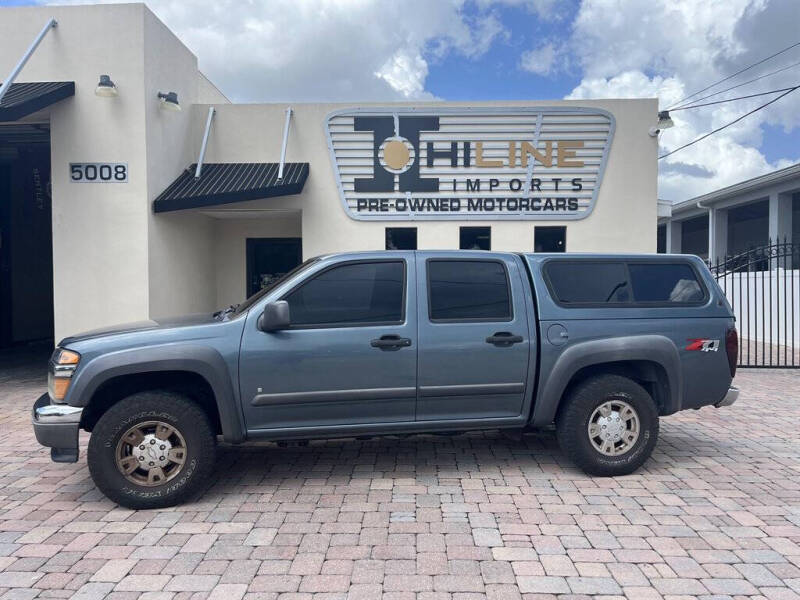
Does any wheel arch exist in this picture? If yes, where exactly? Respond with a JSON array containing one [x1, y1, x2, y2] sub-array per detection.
[[80, 370, 221, 435], [68, 345, 245, 443], [531, 335, 682, 427]]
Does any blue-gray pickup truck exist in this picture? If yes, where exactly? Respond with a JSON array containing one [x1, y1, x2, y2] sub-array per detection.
[[33, 251, 739, 509]]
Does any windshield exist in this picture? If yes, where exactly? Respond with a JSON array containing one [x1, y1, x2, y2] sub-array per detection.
[[232, 257, 321, 316]]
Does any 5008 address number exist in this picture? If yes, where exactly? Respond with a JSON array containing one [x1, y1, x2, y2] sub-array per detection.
[[70, 163, 128, 183]]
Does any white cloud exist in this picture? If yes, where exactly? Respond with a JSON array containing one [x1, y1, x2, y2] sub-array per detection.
[[48, 0, 508, 102], [375, 51, 429, 99], [567, 71, 684, 104], [561, 0, 800, 201], [520, 43, 558, 76]]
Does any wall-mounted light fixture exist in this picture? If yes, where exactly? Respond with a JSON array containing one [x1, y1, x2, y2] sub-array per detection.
[[157, 91, 181, 111], [95, 74, 118, 97], [649, 110, 674, 137]]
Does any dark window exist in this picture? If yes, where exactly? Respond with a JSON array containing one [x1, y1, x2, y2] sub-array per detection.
[[460, 226, 491, 250], [680, 215, 709, 259], [546, 262, 631, 304], [284, 261, 404, 327], [385, 227, 417, 250], [428, 260, 511, 321], [246, 238, 302, 297], [727, 199, 768, 256], [629, 263, 704, 303], [656, 224, 666, 254], [534, 226, 566, 252]]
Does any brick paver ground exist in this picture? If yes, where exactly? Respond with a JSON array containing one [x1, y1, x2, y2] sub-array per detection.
[[1, 357, 799, 599]]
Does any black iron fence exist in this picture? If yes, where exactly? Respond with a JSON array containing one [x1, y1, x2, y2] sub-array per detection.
[[708, 239, 799, 368]]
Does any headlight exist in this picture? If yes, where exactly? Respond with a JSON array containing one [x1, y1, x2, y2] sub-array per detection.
[[48, 348, 80, 403]]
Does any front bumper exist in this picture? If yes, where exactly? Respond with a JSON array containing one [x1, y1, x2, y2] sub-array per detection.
[[714, 386, 739, 408], [32, 393, 82, 463]]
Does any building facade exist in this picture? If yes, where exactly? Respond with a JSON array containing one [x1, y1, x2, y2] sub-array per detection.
[[0, 4, 659, 345], [658, 162, 800, 261]]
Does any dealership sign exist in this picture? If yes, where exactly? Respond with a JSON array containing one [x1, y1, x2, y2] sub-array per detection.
[[325, 107, 615, 221]]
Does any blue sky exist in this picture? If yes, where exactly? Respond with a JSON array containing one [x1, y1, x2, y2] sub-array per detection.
[[425, 2, 581, 101], [759, 123, 799, 164]]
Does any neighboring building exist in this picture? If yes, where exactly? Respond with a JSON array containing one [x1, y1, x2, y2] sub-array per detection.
[[0, 4, 659, 345], [658, 162, 800, 261]]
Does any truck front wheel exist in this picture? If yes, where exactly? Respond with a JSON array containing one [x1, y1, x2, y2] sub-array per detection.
[[556, 374, 658, 477], [87, 392, 217, 509]]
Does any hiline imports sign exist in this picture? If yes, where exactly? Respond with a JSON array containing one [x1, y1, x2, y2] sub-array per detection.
[[325, 107, 615, 221]]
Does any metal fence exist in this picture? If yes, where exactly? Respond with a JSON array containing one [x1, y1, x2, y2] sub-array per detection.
[[709, 239, 799, 368]]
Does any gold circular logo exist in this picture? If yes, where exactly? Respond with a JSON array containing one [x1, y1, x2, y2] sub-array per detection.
[[382, 139, 411, 171]]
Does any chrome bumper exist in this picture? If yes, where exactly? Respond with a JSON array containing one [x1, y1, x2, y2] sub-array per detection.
[[714, 386, 739, 408], [32, 394, 82, 462]]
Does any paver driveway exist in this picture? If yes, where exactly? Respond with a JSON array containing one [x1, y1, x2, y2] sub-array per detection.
[[1, 361, 799, 599]]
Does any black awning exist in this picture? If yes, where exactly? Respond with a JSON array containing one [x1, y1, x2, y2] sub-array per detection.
[[153, 162, 309, 213], [0, 82, 75, 122]]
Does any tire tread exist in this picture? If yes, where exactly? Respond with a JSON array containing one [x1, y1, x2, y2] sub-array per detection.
[[556, 374, 658, 477], [87, 391, 216, 509]]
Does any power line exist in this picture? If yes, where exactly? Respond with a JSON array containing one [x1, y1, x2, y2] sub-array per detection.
[[667, 40, 800, 109], [658, 86, 798, 160], [670, 58, 800, 110], [670, 85, 799, 111]]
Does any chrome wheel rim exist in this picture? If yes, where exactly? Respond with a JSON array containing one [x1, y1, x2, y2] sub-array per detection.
[[588, 399, 640, 457], [115, 421, 187, 486]]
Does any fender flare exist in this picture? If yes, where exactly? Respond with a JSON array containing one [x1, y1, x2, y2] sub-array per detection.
[[531, 334, 682, 427], [66, 344, 245, 443]]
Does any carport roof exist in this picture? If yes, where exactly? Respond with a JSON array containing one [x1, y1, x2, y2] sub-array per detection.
[[153, 162, 309, 213], [0, 81, 75, 122]]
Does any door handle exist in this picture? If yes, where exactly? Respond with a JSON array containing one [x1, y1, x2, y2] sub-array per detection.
[[486, 332, 524, 346], [370, 334, 412, 350]]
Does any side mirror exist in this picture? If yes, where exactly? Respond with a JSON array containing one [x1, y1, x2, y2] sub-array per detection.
[[258, 301, 290, 332]]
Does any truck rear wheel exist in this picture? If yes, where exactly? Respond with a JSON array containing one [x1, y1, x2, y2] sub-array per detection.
[[87, 392, 216, 509], [556, 374, 658, 477]]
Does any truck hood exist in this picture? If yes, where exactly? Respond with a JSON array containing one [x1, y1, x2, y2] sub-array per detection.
[[59, 313, 219, 346]]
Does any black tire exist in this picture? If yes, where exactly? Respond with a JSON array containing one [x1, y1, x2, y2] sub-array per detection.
[[87, 391, 216, 509], [556, 374, 658, 477]]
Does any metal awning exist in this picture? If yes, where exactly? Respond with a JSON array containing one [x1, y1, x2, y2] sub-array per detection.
[[0, 82, 75, 122], [153, 162, 309, 213]]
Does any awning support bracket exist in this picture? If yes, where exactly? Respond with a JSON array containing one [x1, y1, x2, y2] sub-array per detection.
[[195, 106, 215, 179], [278, 107, 292, 180], [0, 18, 58, 106]]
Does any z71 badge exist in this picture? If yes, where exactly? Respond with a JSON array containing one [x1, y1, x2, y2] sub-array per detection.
[[685, 339, 720, 352]]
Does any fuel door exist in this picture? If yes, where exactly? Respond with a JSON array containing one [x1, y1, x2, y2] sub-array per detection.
[[547, 323, 569, 346]]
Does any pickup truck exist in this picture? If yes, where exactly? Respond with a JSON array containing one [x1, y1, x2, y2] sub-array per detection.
[[33, 251, 739, 509]]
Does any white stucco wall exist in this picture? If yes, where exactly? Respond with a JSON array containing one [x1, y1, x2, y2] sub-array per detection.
[[0, 4, 152, 342], [142, 8, 227, 319], [0, 4, 229, 339]]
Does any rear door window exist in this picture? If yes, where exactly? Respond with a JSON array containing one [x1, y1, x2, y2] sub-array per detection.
[[545, 262, 631, 304], [428, 260, 511, 321], [628, 263, 705, 303]]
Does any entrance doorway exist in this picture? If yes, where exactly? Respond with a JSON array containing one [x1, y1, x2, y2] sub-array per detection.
[[246, 238, 302, 298], [0, 125, 53, 348]]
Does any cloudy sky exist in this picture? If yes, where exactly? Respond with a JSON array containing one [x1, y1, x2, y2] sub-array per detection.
[[21, 0, 800, 201]]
